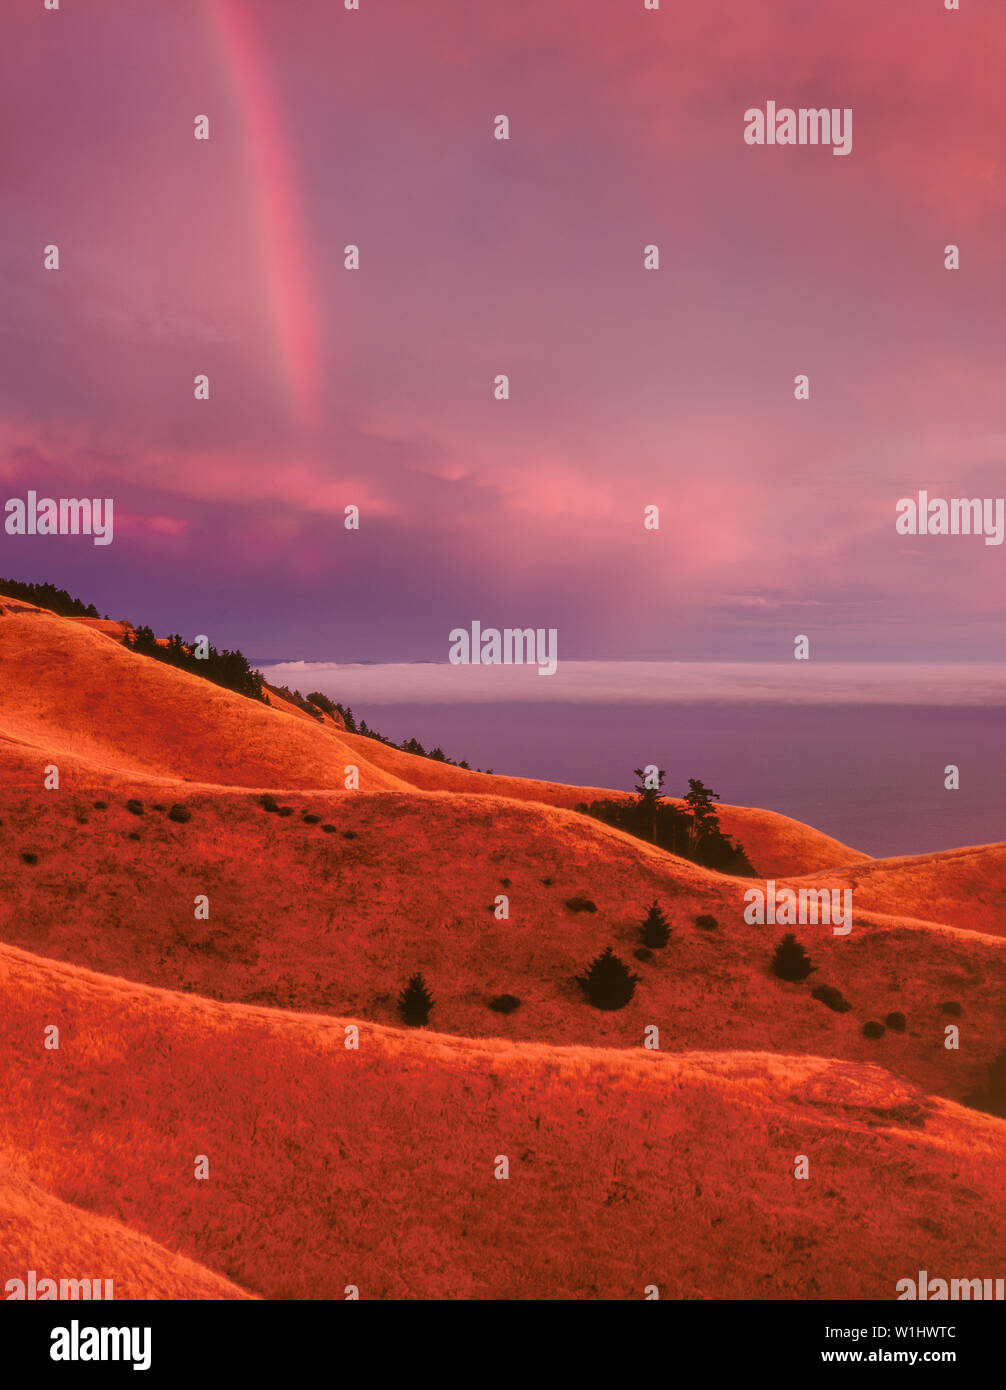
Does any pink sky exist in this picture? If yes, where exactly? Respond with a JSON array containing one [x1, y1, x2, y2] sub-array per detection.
[[1, 0, 1004, 663]]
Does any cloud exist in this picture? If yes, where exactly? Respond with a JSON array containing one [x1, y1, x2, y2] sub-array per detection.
[[259, 660, 1006, 708]]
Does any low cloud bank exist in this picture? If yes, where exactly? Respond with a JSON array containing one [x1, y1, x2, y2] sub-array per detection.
[[258, 661, 1006, 707]]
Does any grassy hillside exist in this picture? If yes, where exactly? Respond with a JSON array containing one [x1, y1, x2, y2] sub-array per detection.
[[0, 781, 1001, 1100], [2, 941, 1003, 1301]]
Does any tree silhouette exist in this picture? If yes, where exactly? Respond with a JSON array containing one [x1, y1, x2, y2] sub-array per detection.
[[771, 933, 816, 982], [683, 778, 721, 850], [397, 972, 435, 1026], [577, 947, 639, 1010], [639, 901, 671, 948], [633, 766, 666, 844]]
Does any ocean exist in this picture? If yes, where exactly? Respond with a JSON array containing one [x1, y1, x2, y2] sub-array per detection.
[[348, 700, 1006, 860]]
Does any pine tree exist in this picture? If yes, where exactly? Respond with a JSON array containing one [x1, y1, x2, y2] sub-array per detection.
[[577, 946, 639, 1010], [633, 766, 666, 843], [398, 972, 434, 1026], [771, 933, 815, 982], [683, 778, 721, 849], [639, 901, 671, 948]]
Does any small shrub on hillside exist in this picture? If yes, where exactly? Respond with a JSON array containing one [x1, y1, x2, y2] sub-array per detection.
[[863, 1021, 885, 1039], [885, 1011, 907, 1032], [167, 804, 191, 824], [771, 934, 815, 982], [488, 994, 521, 1014], [21, 852, 38, 865], [811, 983, 852, 1013], [259, 794, 280, 814], [398, 973, 435, 1027], [93, 800, 107, 810], [565, 895, 597, 914], [577, 947, 639, 1011], [302, 813, 321, 824], [321, 824, 337, 834], [127, 831, 141, 841], [126, 799, 144, 816], [343, 829, 357, 839], [541, 877, 554, 886], [696, 913, 718, 930], [276, 806, 294, 818], [634, 947, 654, 963], [941, 1001, 963, 1017], [639, 901, 670, 948]]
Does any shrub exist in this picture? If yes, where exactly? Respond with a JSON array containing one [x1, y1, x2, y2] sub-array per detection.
[[941, 1001, 963, 1017], [863, 1021, 886, 1039], [127, 831, 141, 841], [321, 824, 337, 834], [634, 948, 654, 963], [126, 799, 144, 816], [168, 804, 192, 824], [302, 813, 321, 824], [343, 830, 357, 839], [93, 800, 107, 810], [565, 895, 597, 914], [811, 983, 852, 1013], [885, 1011, 907, 1032], [577, 947, 639, 1011], [276, 806, 294, 818], [306, 691, 336, 715], [398, 973, 434, 1027], [21, 852, 38, 865], [259, 794, 279, 814], [152, 803, 166, 812], [771, 933, 815, 982], [488, 994, 521, 1014], [639, 901, 670, 948], [696, 914, 719, 930]]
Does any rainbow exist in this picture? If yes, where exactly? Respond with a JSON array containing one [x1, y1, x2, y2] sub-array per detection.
[[204, 0, 323, 435]]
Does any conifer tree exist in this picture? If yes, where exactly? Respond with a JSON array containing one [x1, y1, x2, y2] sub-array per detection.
[[771, 933, 816, 982], [640, 901, 671, 948], [577, 946, 639, 1010], [398, 972, 435, 1026], [633, 766, 666, 843]]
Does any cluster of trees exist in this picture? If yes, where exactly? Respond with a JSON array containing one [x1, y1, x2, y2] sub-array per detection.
[[0, 577, 100, 617], [577, 768, 756, 876], [329, 700, 483, 771], [124, 626, 265, 702]]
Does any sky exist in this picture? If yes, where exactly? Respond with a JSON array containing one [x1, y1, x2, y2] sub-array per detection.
[[1, 0, 1005, 667]]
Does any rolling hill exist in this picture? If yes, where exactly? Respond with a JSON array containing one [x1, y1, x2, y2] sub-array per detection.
[[1, 586, 1002, 1302]]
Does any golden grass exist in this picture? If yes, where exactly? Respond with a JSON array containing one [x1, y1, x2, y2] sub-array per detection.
[[2, 942, 1003, 1300]]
